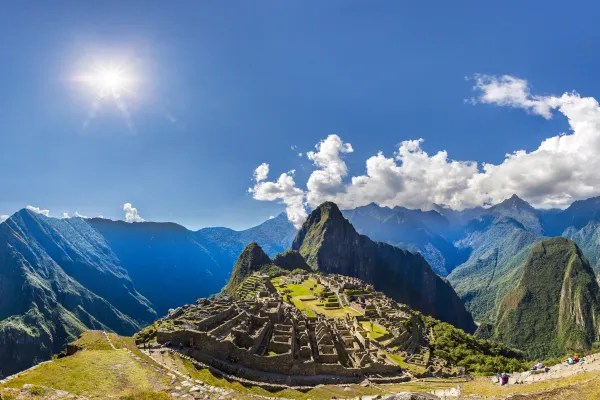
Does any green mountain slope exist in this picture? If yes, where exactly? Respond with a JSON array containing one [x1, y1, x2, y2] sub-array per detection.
[[223, 242, 272, 294], [292, 201, 476, 333], [0, 210, 295, 376], [447, 216, 542, 322], [563, 221, 600, 271], [494, 237, 600, 359], [342, 203, 469, 276], [0, 210, 152, 377]]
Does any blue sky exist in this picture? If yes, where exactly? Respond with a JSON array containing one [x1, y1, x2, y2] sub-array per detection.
[[2, 1, 600, 229]]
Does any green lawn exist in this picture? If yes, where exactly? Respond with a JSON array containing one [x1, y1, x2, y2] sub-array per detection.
[[386, 351, 409, 368], [360, 321, 388, 339]]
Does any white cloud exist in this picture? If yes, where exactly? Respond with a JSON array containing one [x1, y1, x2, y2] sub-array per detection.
[[306, 135, 354, 207], [62, 212, 70, 219], [1, 215, 8, 223], [26, 205, 50, 217], [249, 164, 307, 229], [268, 215, 275, 219], [254, 163, 270, 182], [75, 211, 88, 218], [123, 203, 145, 223], [251, 75, 600, 224], [298, 152, 303, 157], [470, 74, 555, 119]]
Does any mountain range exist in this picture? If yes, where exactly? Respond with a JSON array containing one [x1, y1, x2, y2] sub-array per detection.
[[5, 192, 600, 374], [0, 210, 295, 376], [344, 195, 600, 324]]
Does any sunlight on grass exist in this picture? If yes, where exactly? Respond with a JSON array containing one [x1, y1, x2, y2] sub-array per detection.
[[1, 350, 169, 397], [72, 330, 113, 350]]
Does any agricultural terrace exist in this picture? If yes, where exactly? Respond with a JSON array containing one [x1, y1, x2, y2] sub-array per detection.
[[271, 276, 360, 318]]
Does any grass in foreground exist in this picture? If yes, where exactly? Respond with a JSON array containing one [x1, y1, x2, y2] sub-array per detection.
[[72, 330, 113, 350], [1, 337, 169, 398]]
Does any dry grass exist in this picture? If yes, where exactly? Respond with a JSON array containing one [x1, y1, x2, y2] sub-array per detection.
[[1, 333, 169, 398]]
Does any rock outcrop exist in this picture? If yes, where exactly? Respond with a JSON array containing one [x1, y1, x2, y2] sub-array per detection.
[[292, 202, 476, 333]]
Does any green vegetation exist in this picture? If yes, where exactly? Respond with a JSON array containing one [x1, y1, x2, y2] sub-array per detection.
[[423, 316, 528, 375], [447, 217, 541, 323], [272, 249, 312, 272], [360, 321, 388, 340], [272, 277, 359, 318], [72, 330, 113, 350], [1, 348, 169, 397], [224, 242, 273, 294], [495, 237, 600, 359]]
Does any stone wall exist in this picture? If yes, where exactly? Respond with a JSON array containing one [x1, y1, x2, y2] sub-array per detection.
[[196, 306, 235, 331]]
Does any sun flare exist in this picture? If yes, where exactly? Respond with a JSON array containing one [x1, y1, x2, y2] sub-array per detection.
[[80, 64, 133, 99]]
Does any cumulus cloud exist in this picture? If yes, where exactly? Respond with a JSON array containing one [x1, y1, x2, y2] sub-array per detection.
[[248, 164, 307, 229], [62, 212, 70, 219], [306, 135, 354, 207], [470, 74, 554, 119], [26, 205, 50, 217], [251, 75, 600, 225], [254, 163, 270, 182], [0, 215, 8, 223], [123, 203, 145, 223]]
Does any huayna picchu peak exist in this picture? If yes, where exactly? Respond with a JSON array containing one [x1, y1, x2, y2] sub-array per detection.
[[292, 202, 476, 333]]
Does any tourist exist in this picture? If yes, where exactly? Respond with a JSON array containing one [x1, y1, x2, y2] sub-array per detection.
[[567, 356, 574, 365], [536, 361, 544, 370], [574, 354, 580, 363]]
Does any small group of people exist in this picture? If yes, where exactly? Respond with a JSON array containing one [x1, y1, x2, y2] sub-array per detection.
[[496, 371, 510, 385], [566, 354, 584, 365]]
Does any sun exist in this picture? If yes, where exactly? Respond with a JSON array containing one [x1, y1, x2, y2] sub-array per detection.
[[80, 63, 133, 99], [74, 60, 140, 130]]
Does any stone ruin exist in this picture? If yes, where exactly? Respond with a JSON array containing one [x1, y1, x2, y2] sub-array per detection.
[[146, 273, 457, 387]]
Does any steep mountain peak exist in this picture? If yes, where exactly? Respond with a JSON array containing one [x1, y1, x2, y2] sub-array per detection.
[[314, 201, 345, 220], [487, 194, 542, 234], [292, 201, 355, 268], [224, 242, 272, 293], [495, 237, 600, 358], [495, 194, 534, 210]]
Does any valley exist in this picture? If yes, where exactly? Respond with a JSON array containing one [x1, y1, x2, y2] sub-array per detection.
[[4, 196, 600, 398]]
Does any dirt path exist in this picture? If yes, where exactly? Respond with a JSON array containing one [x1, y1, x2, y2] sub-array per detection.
[[501, 353, 600, 386]]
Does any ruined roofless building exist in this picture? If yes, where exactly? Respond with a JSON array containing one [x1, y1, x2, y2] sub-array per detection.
[[148, 273, 449, 386]]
